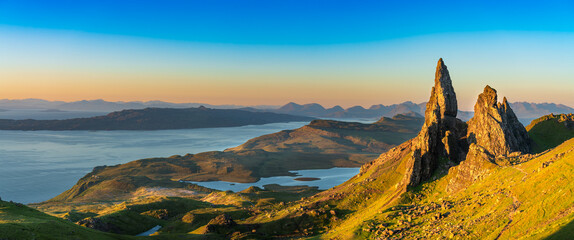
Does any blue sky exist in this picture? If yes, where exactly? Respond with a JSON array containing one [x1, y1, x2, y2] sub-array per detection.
[[0, 0, 573, 109], [2, 0, 573, 45]]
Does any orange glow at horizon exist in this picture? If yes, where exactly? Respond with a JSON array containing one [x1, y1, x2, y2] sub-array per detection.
[[3, 67, 574, 111], [2, 30, 573, 110], [1, 69, 432, 108]]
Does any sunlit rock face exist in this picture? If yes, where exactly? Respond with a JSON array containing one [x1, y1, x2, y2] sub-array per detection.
[[466, 85, 532, 156], [446, 86, 532, 193], [397, 59, 532, 188], [404, 58, 468, 187]]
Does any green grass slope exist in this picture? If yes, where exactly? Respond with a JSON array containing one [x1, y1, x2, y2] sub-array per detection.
[[527, 113, 574, 153], [348, 138, 574, 239], [0, 200, 133, 240]]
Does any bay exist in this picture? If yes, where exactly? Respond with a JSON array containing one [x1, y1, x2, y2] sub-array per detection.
[[0, 121, 309, 204], [186, 167, 361, 192]]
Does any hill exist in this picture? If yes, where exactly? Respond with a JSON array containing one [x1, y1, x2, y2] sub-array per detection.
[[0, 107, 313, 130], [526, 113, 574, 153], [0, 200, 132, 240], [45, 114, 423, 203]]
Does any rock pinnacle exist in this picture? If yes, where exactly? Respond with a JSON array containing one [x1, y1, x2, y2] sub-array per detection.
[[466, 85, 532, 156], [404, 58, 467, 186]]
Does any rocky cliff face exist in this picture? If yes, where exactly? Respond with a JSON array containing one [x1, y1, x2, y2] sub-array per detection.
[[466, 86, 532, 156], [446, 143, 498, 193], [402, 60, 532, 188], [404, 59, 468, 187], [446, 85, 533, 192]]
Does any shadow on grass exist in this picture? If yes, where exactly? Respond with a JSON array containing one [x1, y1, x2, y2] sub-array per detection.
[[543, 219, 574, 240]]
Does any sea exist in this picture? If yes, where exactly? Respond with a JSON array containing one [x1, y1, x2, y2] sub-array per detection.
[[0, 110, 376, 204]]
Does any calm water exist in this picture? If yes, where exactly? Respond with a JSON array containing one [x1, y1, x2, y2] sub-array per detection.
[[186, 167, 360, 192], [0, 122, 310, 204]]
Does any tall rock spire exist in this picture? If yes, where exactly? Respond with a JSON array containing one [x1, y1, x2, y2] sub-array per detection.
[[403, 58, 467, 186], [466, 85, 532, 156], [432, 58, 458, 118]]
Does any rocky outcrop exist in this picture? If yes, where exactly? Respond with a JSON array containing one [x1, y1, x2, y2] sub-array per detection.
[[466, 86, 532, 156], [446, 144, 498, 193], [404, 59, 468, 187], [77, 217, 121, 233], [446, 86, 532, 193], [202, 214, 238, 234]]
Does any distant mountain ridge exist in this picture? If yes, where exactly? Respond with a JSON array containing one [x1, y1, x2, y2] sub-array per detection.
[[258, 101, 573, 123], [240, 101, 428, 119], [510, 102, 574, 118], [0, 107, 313, 130], [0, 99, 571, 123], [0, 99, 278, 112]]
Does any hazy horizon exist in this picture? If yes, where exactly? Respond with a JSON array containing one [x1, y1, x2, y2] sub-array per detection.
[[2, 97, 574, 112]]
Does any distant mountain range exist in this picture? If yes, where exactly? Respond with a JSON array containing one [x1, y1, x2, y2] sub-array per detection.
[[0, 99, 572, 124], [243, 101, 574, 124], [0, 107, 313, 130], [0, 99, 277, 112]]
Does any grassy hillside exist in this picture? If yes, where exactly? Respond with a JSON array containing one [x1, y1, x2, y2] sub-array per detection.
[[321, 138, 574, 239], [231, 113, 574, 239], [27, 185, 321, 239], [526, 113, 574, 153], [0, 200, 133, 240]]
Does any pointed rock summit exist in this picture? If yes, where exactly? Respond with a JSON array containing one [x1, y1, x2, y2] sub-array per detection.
[[432, 58, 458, 118], [466, 85, 532, 156], [447, 85, 532, 193], [404, 58, 468, 186]]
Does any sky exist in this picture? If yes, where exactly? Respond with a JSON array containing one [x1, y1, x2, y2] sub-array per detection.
[[0, 0, 573, 110]]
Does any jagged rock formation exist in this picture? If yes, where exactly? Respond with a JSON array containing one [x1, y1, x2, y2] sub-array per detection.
[[446, 143, 498, 193], [446, 85, 533, 193], [466, 86, 532, 156], [404, 58, 468, 186]]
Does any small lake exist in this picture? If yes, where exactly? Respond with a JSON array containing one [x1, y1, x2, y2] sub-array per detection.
[[186, 167, 360, 192], [0, 121, 311, 204]]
